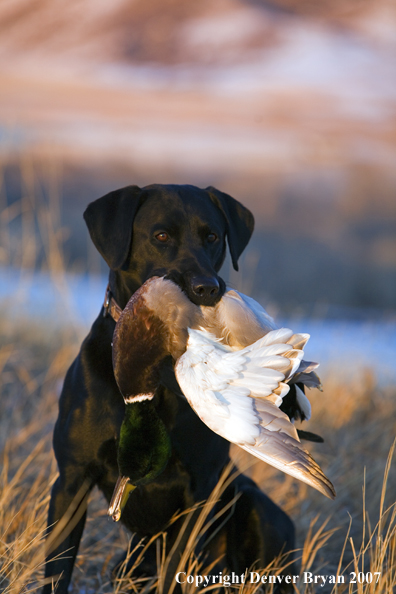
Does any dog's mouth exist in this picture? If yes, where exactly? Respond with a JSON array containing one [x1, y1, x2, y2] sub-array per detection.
[[162, 271, 225, 307]]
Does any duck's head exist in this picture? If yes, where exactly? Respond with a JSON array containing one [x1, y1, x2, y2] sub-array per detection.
[[108, 398, 171, 521], [109, 277, 201, 521]]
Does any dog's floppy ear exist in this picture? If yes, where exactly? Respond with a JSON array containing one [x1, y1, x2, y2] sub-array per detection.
[[206, 186, 254, 271], [84, 185, 143, 270]]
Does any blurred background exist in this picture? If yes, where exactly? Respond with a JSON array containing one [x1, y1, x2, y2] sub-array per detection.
[[0, 0, 395, 380], [0, 3, 396, 591]]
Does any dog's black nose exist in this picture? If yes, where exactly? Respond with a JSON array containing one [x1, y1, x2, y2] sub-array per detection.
[[190, 276, 220, 305]]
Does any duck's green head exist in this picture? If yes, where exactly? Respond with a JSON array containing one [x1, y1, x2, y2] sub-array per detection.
[[108, 398, 171, 522], [118, 399, 171, 485]]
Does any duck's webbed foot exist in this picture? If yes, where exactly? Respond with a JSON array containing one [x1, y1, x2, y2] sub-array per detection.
[[108, 475, 136, 522]]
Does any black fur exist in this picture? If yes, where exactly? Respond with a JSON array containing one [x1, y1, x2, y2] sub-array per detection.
[[44, 184, 295, 593]]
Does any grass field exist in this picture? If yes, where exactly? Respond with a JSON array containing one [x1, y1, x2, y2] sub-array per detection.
[[0, 163, 395, 593], [1, 314, 395, 593]]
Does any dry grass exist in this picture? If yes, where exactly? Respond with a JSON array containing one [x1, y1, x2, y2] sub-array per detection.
[[0, 160, 395, 592], [1, 323, 395, 593]]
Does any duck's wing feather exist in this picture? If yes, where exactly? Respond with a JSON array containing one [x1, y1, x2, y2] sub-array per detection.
[[201, 290, 322, 403], [241, 428, 335, 499], [175, 328, 335, 499]]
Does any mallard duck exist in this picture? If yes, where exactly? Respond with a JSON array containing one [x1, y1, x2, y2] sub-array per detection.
[[109, 277, 335, 520], [108, 286, 173, 521]]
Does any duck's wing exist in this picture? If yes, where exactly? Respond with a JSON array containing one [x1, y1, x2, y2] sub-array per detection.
[[201, 290, 322, 399], [175, 328, 335, 499], [222, 293, 324, 398]]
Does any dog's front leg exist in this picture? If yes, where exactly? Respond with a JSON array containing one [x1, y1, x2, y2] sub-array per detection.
[[43, 472, 93, 594]]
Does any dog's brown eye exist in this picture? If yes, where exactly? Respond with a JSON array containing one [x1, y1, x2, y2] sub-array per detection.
[[155, 232, 169, 243], [207, 233, 217, 243]]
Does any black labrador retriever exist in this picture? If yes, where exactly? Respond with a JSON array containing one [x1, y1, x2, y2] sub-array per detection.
[[44, 184, 295, 593]]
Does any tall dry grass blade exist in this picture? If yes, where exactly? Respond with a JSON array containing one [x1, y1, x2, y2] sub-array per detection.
[[301, 515, 338, 572], [378, 438, 395, 537], [333, 514, 352, 590]]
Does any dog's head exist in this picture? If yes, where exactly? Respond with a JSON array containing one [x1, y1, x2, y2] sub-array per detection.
[[84, 184, 254, 308]]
